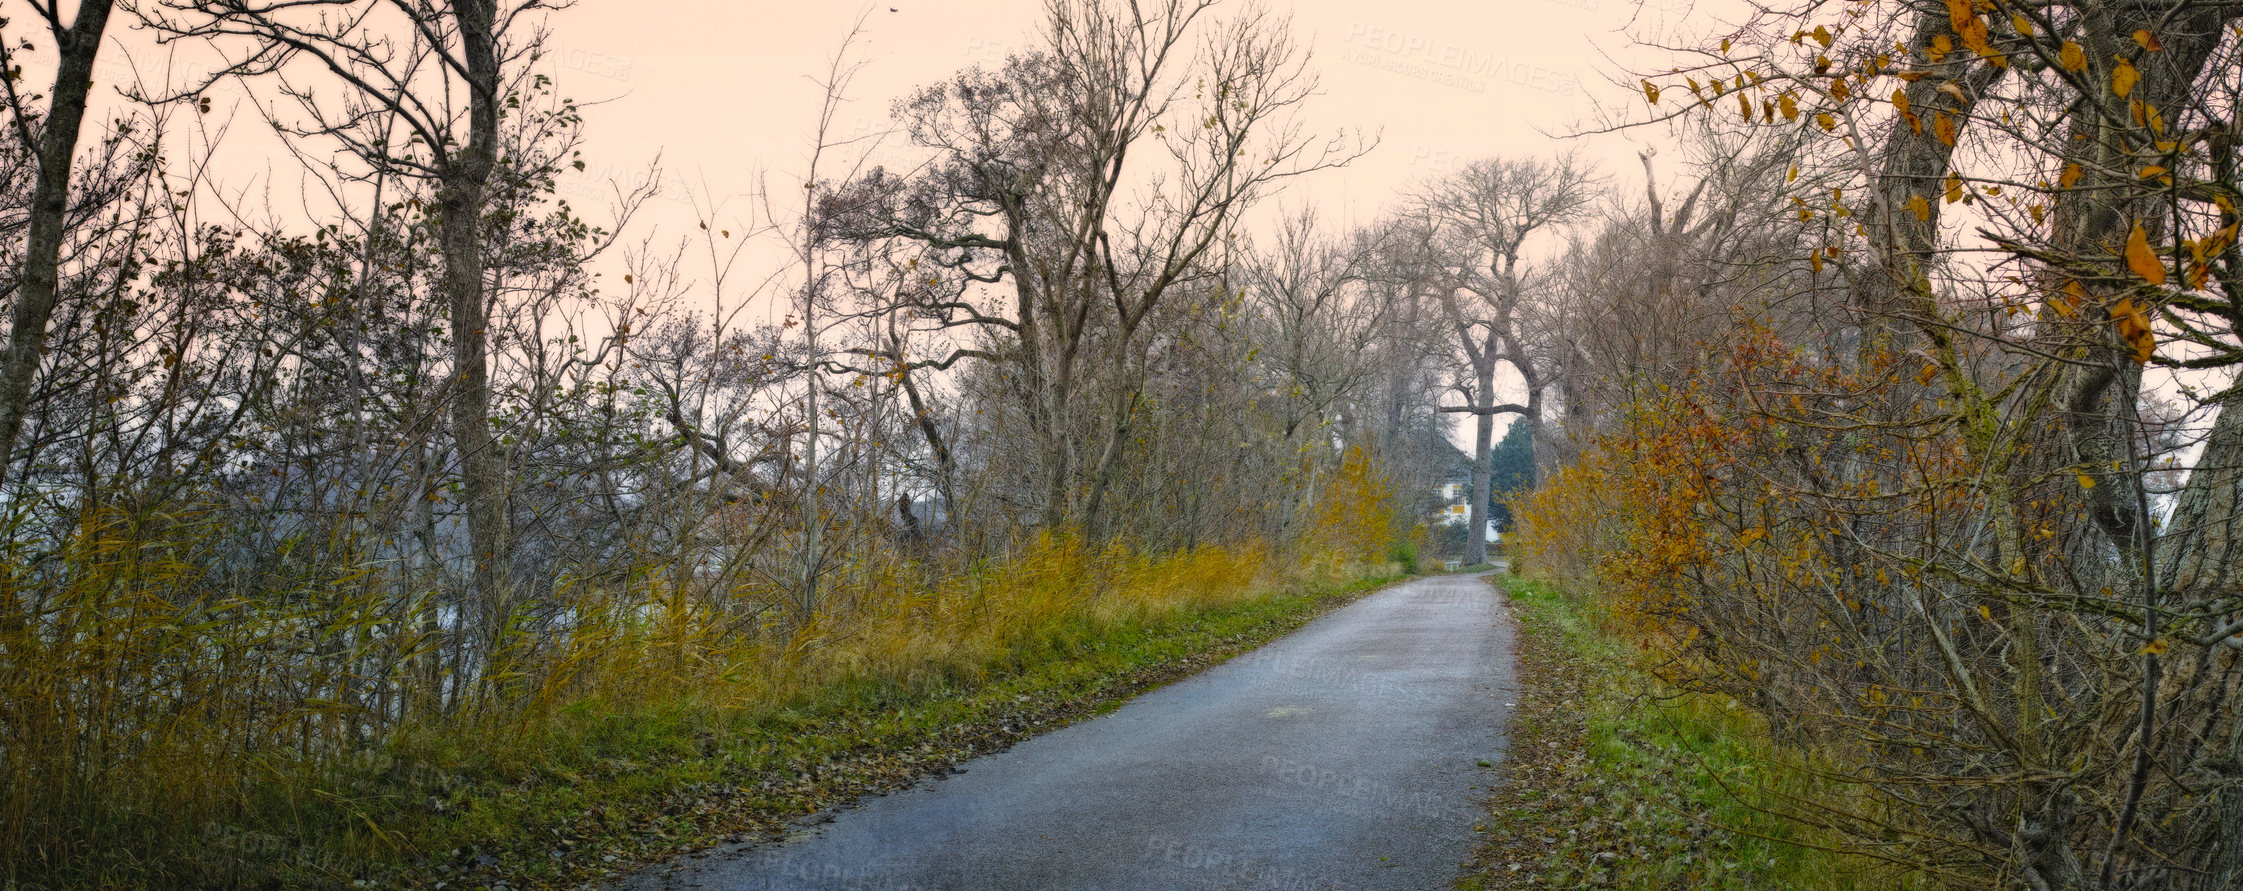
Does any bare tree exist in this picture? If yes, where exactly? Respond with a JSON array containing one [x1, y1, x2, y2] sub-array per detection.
[[0, 0, 119, 472], [150, 0, 562, 671], [1237, 207, 1398, 537], [823, 0, 1366, 538], [1411, 153, 1600, 564]]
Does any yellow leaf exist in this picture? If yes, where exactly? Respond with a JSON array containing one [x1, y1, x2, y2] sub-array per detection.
[[1942, 0, 1975, 35], [1933, 112, 1957, 145], [1892, 88, 1910, 116], [2133, 99, 2166, 134], [1831, 78, 1851, 102], [2139, 165, 2169, 178], [2058, 41, 2086, 72], [1780, 92, 1800, 121], [1787, 164, 1799, 183], [1816, 111, 1838, 132], [2140, 638, 2169, 655], [2113, 297, 2156, 362], [1944, 173, 1965, 203], [1944, 0, 2001, 64], [1909, 194, 1931, 221], [1642, 79, 1661, 104], [1739, 91, 1753, 118], [2076, 471, 2097, 489], [2126, 223, 2166, 286], [2010, 13, 2033, 35], [2133, 29, 2162, 51], [1978, 604, 1994, 621], [1813, 25, 1833, 48], [2113, 58, 2139, 97], [2059, 163, 2083, 189], [2052, 279, 2084, 317], [1811, 251, 1825, 273]]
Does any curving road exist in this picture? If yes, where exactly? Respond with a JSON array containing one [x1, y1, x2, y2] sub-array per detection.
[[615, 573, 1516, 891]]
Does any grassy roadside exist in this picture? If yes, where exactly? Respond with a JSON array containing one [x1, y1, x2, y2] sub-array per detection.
[[282, 566, 1407, 891], [1459, 576, 1931, 890]]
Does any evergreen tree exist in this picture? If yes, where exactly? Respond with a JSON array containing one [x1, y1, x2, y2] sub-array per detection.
[[1486, 417, 1535, 530]]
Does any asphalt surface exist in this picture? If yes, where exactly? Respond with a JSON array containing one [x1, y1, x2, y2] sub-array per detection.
[[615, 572, 1516, 891]]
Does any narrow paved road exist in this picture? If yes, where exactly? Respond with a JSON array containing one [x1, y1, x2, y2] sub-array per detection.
[[617, 573, 1516, 891]]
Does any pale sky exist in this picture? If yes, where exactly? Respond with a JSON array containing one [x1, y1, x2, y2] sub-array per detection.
[[12, 0, 1729, 298], [536, 0, 1704, 236], [503, 0, 1725, 346]]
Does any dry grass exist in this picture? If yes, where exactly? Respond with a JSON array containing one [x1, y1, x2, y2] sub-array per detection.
[[0, 477, 1401, 889]]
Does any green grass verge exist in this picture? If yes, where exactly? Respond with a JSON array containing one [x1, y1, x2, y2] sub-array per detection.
[[163, 570, 1403, 891], [1460, 576, 1931, 890]]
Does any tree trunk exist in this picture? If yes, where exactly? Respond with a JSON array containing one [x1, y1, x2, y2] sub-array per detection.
[[0, 0, 117, 472], [442, 0, 509, 672], [2183, 398, 2243, 885], [897, 361, 958, 533], [1465, 355, 1497, 565], [2162, 398, 2240, 599]]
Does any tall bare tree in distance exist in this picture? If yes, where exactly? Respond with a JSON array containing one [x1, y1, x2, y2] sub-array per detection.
[[818, 0, 1368, 539], [1409, 154, 1600, 565]]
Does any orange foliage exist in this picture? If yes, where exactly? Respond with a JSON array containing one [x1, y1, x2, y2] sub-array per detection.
[[1309, 446, 1401, 566]]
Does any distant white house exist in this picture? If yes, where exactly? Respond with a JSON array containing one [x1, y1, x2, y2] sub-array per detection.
[[1421, 430, 1496, 545], [1437, 481, 1470, 526], [1432, 480, 1499, 543]]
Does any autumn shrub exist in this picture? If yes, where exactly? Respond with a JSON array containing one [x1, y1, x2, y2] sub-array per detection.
[[1308, 446, 1401, 567], [1, 471, 1401, 887], [1512, 308, 2243, 887], [0, 504, 446, 886]]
